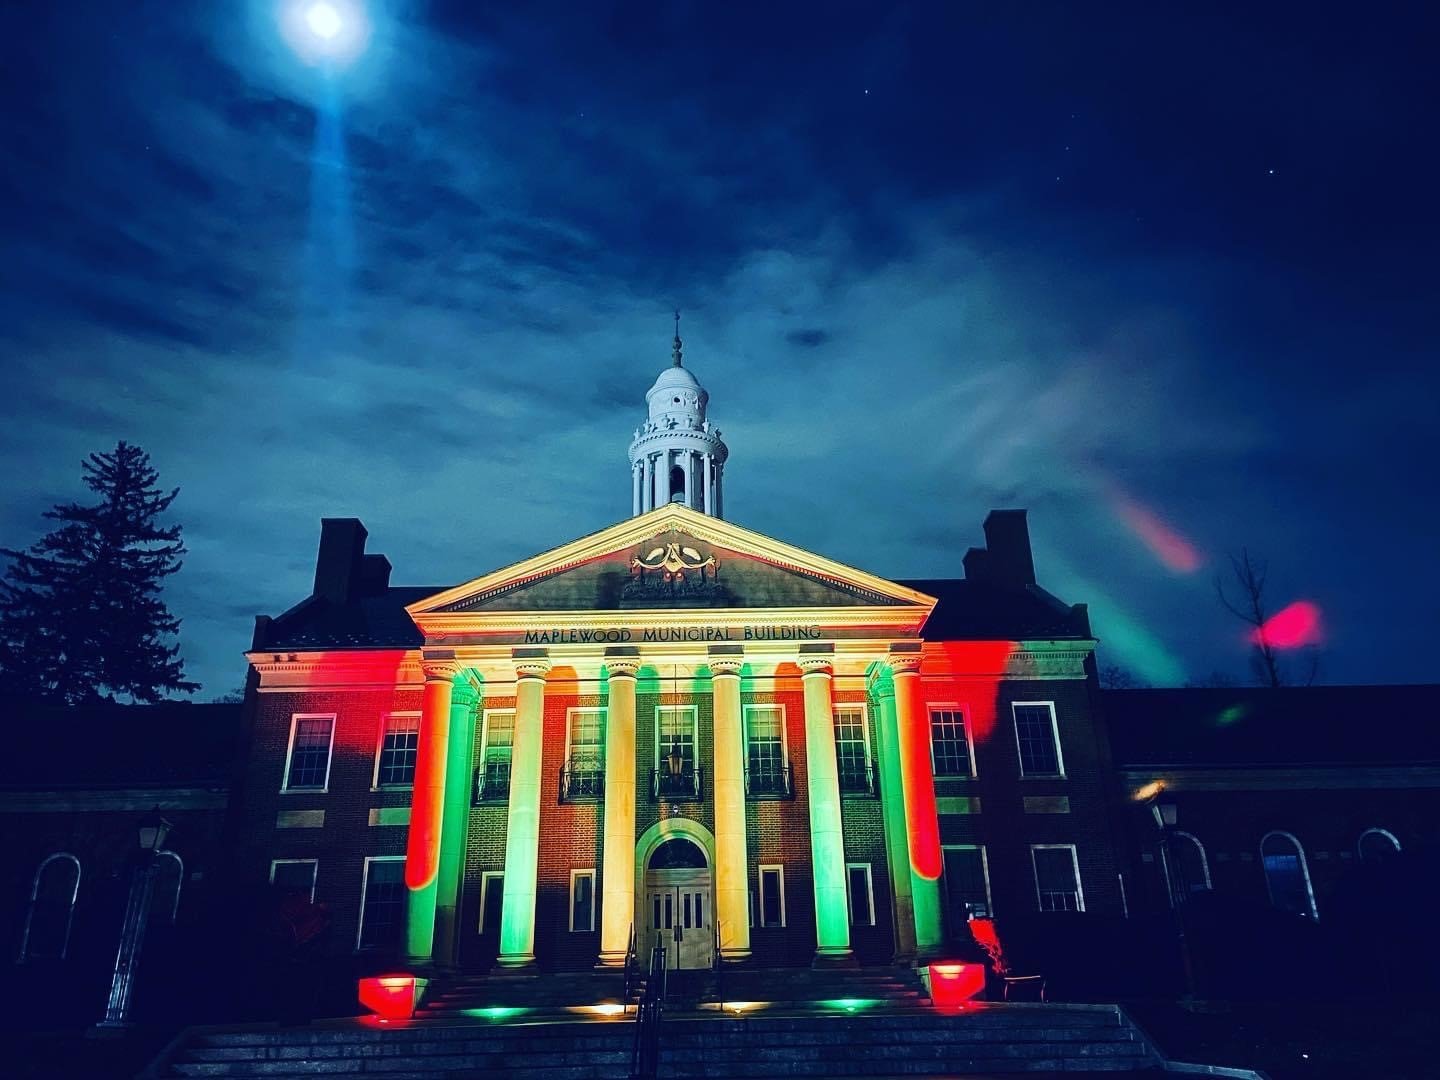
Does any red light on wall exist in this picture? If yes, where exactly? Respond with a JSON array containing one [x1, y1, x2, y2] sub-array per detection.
[[358, 975, 427, 1020], [1251, 600, 1323, 650], [928, 962, 985, 1005]]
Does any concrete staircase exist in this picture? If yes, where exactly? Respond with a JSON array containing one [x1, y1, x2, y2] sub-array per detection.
[[147, 1002, 1161, 1078]]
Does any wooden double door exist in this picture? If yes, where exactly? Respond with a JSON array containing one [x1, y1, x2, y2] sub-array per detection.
[[641, 867, 713, 970]]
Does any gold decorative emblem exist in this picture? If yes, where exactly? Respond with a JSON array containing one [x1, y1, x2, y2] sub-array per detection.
[[630, 541, 719, 584]]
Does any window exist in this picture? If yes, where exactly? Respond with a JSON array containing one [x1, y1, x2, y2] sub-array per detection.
[[357, 857, 406, 949], [270, 859, 318, 903], [479, 871, 504, 932], [833, 706, 874, 793], [929, 707, 974, 777], [375, 713, 420, 788], [1261, 832, 1317, 918], [846, 863, 875, 926], [284, 714, 335, 791], [477, 710, 514, 801], [1358, 828, 1401, 864], [758, 865, 786, 928], [745, 704, 789, 796], [562, 709, 605, 800], [1013, 703, 1063, 776], [1031, 845, 1084, 912], [1163, 832, 1211, 900], [654, 705, 699, 799], [19, 852, 80, 961], [570, 869, 596, 932], [943, 845, 992, 928]]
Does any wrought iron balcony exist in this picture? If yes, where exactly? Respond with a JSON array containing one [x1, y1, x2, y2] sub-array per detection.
[[473, 761, 511, 804], [650, 765, 702, 801], [837, 761, 879, 796], [559, 756, 605, 802], [744, 763, 793, 799]]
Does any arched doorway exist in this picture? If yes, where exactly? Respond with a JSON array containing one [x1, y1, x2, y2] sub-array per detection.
[[640, 834, 713, 970]]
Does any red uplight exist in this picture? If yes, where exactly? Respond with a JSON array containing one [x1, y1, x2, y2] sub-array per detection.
[[358, 975, 427, 1020], [1251, 601, 1323, 650], [928, 962, 985, 1006]]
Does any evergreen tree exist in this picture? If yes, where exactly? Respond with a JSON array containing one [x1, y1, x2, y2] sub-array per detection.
[[0, 441, 199, 704]]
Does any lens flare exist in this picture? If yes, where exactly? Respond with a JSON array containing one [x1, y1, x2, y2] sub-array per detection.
[[279, 0, 371, 67], [1251, 601, 1323, 649], [1109, 490, 1202, 574]]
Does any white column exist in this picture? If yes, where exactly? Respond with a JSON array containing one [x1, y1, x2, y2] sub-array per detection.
[[497, 658, 550, 969], [710, 655, 751, 961], [658, 449, 671, 505], [642, 455, 654, 512], [598, 657, 639, 966], [715, 463, 724, 519], [632, 463, 642, 516], [801, 655, 852, 963], [702, 454, 713, 515]]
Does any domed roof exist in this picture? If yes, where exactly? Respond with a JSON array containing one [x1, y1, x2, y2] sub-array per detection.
[[647, 363, 703, 397]]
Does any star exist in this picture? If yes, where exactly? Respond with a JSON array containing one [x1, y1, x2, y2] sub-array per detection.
[[1268, 168, 1275, 175]]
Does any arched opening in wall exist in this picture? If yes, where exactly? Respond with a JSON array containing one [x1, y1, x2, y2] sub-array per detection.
[[19, 852, 81, 961], [669, 465, 686, 503], [1163, 832, 1211, 902], [1261, 831, 1317, 918], [642, 835, 712, 971], [1358, 828, 1401, 865]]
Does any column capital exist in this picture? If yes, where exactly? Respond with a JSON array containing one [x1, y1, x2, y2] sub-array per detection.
[[798, 655, 834, 678], [514, 658, 551, 681], [605, 657, 641, 679], [451, 679, 481, 708], [422, 659, 462, 683], [888, 653, 923, 676], [710, 656, 744, 678]]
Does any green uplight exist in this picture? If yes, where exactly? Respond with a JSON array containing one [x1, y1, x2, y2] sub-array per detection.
[[462, 1006, 529, 1020], [1216, 703, 1250, 726], [823, 997, 878, 1013]]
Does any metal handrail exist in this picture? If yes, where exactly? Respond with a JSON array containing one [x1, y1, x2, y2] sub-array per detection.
[[650, 766, 703, 801], [743, 763, 793, 798], [630, 944, 667, 1080], [837, 760, 879, 796], [623, 923, 638, 1005], [559, 756, 605, 802], [473, 761, 512, 803]]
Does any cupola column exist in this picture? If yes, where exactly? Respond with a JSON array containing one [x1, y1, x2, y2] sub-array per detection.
[[703, 453, 714, 515], [632, 463, 642, 516], [710, 653, 751, 962], [658, 449, 672, 506], [642, 455, 654, 513], [496, 656, 550, 969], [597, 655, 640, 967]]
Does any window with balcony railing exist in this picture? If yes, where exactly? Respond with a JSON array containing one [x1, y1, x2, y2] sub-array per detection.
[[833, 706, 876, 796], [837, 760, 879, 796], [745, 705, 789, 800], [475, 710, 514, 803], [745, 763, 792, 798], [650, 764, 702, 801], [474, 759, 512, 803], [560, 755, 605, 802]]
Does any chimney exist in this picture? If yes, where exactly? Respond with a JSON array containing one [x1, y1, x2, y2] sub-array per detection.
[[313, 518, 368, 604], [981, 509, 1036, 587], [962, 547, 991, 581], [357, 553, 393, 596]]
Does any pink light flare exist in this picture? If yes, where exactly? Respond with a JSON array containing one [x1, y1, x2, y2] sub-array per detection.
[[1251, 601, 1324, 650], [1110, 492, 1202, 574]]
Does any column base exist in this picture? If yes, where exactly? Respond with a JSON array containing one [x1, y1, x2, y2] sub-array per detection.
[[491, 955, 538, 977], [812, 947, 858, 969], [719, 948, 753, 964], [594, 951, 628, 969]]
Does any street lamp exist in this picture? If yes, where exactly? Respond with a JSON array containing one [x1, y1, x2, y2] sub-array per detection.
[[1150, 799, 1196, 998], [98, 808, 174, 1028]]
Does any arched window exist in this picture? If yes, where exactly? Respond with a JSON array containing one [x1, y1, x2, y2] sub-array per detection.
[[1163, 831, 1211, 900], [669, 465, 686, 502], [1358, 828, 1401, 865], [1261, 831, 1317, 918], [18, 852, 81, 961]]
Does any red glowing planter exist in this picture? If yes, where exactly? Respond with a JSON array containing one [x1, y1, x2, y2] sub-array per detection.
[[358, 975, 428, 1020], [928, 962, 985, 1006]]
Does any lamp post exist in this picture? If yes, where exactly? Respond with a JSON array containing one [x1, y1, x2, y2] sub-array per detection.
[[1151, 800, 1196, 999], [98, 808, 173, 1028]]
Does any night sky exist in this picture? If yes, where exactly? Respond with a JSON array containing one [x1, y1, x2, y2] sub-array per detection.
[[2, 2, 1436, 696]]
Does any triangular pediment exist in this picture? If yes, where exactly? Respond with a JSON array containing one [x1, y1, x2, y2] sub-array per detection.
[[407, 506, 935, 634]]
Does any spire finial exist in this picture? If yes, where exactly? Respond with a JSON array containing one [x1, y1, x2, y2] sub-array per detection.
[[672, 309, 683, 367]]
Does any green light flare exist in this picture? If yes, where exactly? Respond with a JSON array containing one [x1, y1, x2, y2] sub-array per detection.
[[1216, 703, 1249, 726], [822, 997, 879, 1012], [461, 1006, 529, 1020]]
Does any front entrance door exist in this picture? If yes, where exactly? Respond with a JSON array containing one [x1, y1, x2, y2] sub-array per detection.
[[639, 837, 713, 970]]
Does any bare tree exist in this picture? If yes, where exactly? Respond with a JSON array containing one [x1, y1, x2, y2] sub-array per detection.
[[1215, 548, 1318, 687], [1098, 664, 1149, 689]]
